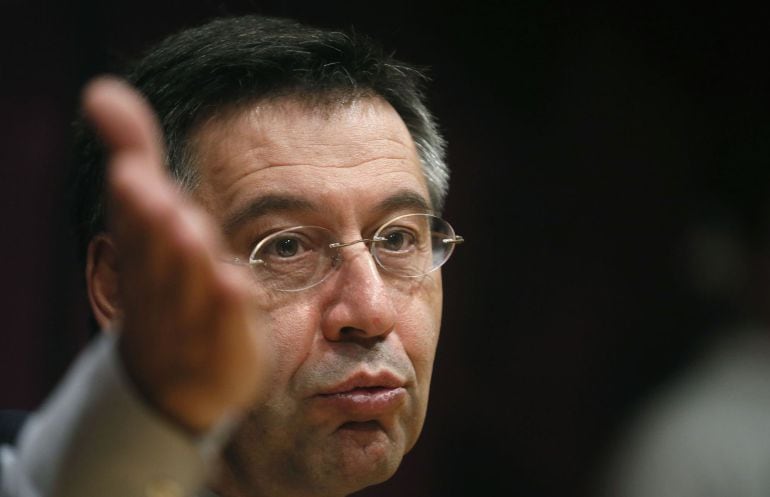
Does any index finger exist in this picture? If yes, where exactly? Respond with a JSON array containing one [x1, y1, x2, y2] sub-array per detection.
[[81, 76, 165, 173]]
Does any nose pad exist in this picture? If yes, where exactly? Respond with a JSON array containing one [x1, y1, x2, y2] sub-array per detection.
[[331, 253, 343, 268]]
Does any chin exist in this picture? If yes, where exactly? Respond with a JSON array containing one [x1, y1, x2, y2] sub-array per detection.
[[320, 422, 406, 493]]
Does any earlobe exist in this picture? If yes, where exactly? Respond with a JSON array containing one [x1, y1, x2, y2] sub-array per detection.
[[86, 234, 122, 331]]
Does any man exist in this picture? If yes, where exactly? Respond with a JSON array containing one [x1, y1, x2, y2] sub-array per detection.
[[1, 15, 461, 497]]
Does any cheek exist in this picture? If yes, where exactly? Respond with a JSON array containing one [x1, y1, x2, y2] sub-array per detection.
[[403, 317, 440, 389], [259, 296, 323, 392], [402, 277, 443, 387], [397, 287, 441, 451]]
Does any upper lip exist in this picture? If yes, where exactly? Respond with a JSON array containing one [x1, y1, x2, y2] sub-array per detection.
[[319, 370, 406, 396]]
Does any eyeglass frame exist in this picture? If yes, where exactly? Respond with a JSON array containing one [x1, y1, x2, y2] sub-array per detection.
[[228, 212, 464, 292]]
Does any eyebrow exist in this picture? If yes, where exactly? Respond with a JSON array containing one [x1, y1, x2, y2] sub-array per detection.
[[375, 189, 433, 215], [223, 194, 317, 235], [222, 189, 433, 235]]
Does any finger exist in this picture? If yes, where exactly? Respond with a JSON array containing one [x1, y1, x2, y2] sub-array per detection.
[[80, 76, 180, 273], [81, 76, 165, 167], [107, 154, 176, 273]]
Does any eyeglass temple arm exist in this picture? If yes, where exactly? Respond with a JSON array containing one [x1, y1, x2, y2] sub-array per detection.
[[443, 235, 464, 245]]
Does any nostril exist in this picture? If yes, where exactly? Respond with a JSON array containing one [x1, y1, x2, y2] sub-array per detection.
[[335, 326, 387, 347], [340, 326, 360, 336]]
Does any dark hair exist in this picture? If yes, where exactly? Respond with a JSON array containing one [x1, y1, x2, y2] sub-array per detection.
[[71, 15, 448, 259]]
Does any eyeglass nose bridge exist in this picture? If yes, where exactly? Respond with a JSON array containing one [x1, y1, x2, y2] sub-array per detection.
[[327, 236, 387, 268], [328, 236, 386, 250]]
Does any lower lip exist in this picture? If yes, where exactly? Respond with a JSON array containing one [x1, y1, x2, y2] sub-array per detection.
[[317, 387, 407, 417]]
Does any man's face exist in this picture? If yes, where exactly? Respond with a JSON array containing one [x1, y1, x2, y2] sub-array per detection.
[[191, 96, 443, 497]]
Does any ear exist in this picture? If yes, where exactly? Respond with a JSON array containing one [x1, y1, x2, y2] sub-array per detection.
[[86, 234, 123, 331]]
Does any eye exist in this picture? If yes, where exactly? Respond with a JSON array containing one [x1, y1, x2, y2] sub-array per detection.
[[264, 235, 307, 258], [379, 228, 417, 252], [276, 237, 299, 257]]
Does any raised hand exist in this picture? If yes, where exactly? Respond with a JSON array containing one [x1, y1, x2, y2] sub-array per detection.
[[82, 77, 270, 433]]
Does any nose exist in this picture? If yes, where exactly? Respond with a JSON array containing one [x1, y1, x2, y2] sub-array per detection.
[[320, 244, 397, 343]]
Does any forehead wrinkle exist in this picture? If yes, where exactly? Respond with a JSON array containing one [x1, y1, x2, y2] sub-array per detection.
[[237, 98, 417, 162], [219, 154, 417, 211], [211, 133, 416, 199], [239, 140, 414, 172], [217, 154, 425, 225], [236, 156, 412, 171]]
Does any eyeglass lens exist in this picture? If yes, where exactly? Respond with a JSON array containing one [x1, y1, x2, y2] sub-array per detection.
[[248, 214, 458, 291]]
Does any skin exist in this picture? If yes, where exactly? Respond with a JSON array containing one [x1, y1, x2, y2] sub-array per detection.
[[84, 82, 443, 497]]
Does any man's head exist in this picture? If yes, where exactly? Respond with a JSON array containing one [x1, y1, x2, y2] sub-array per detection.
[[74, 16, 450, 497]]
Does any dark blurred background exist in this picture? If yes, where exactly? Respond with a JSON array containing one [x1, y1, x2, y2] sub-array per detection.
[[2, 1, 770, 496]]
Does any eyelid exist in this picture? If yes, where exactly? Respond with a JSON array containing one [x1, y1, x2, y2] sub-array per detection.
[[250, 226, 315, 248], [232, 213, 318, 246], [247, 227, 289, 250]]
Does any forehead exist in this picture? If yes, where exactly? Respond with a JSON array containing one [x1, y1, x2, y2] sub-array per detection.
[[189, 96, 430, 227]]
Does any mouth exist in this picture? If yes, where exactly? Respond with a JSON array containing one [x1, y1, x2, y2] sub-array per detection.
[[316, 372, 408, 418], [321, 370, 405, 394]]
